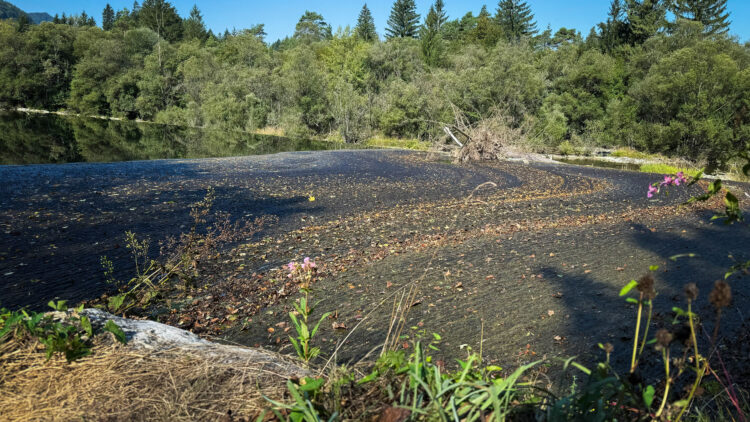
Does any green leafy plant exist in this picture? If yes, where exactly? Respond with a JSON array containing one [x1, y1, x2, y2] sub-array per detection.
[[0, 302, 127, 363], [550, 267, 737, 421], [359, 341, 539, 421], [288, 295, 331, 364], [100, 188, 268, 315], [266, 377, 334, 422], [285, 257, 331, 364]]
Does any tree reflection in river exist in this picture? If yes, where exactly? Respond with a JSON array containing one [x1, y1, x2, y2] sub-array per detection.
[[0, 111, 352, 165]]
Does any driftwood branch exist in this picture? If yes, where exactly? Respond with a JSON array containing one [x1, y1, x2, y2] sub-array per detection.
[[443, 126, 463, 147]]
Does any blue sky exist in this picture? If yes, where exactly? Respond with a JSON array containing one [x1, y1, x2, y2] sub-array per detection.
[[13, 0, 750, 42]]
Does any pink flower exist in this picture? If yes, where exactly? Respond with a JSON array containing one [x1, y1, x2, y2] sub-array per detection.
[[301, 257, 316, 270], [647, 185, 658, 198], [287, 261, 296, 271], [675, 172, 686, 185], [661, 175, 674, 186]]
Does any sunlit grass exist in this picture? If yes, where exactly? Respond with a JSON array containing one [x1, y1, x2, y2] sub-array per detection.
[[640, 163, 701, 178], [611, 148, 656, 160], [254, 126, 285, 137], [364, 136, 430, 151]]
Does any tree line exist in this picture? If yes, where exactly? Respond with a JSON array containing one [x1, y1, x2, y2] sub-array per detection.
[[0, 0, 747, 165]]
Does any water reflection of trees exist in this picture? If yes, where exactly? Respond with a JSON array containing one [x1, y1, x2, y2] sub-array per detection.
[[0, 112, 344, 165], [0, 113, 80, 164]]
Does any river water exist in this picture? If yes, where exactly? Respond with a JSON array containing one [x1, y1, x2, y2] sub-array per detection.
[[0, 111, 358, 165]]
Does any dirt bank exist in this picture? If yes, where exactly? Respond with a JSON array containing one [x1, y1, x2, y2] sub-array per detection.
[[1, 150, 747, 374]]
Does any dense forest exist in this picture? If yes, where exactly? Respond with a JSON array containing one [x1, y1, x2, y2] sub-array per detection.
[[0, 0, 748, 165]]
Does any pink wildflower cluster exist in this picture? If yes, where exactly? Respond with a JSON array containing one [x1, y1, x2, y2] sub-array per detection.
[[647, 172, 688, 198], [287, 257, 316, 278]]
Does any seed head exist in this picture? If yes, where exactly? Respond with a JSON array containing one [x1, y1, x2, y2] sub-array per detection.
[[637, 273, 656, 299], [655, 329, 673, 350], [603, 343, 614, 354], [684, 283, 698, 301], [709, 281, 732, 309]]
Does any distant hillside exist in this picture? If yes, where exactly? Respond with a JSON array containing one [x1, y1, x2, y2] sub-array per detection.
[[0, 0, 25, 20], [0, 1, 52, 24], [27, 12, 52, 24]]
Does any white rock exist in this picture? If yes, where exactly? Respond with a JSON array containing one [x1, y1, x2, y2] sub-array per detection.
[[80, 309, 309, 377]]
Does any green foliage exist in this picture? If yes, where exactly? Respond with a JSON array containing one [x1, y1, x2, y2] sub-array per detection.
[[684, 151, 749, 223], [536, 102, 568, 145], [354, 4, 377, 42], [99, 188, 268, 315], [557, 140, 577, 155], [385, 0, 420, 39], [68, 28, 128, 115], [104, 320, 127, 343], [468, 6, 503, 47], [420, 3, 445, 67], [639, 163, 700, 177], [595, 0, 629, 52], [610, 147, 653, 159], [102, 4, 115, 31], [495, 0, 537, 41], [0, 21, 77, 109], [288, 295, 331, 363], [364, 136, 430, 151], [0, 1, 748, 163], [630, 40, 748, 165], [625, 0, 668, 45], [138, 0, 182, 42], [265, 378, 334, 422], [269, 340, 540, 421], [671, 0, 730, 35], [0, 302, 127, 363], [182, 5, 207, 41], [293, 11, 332, 43]]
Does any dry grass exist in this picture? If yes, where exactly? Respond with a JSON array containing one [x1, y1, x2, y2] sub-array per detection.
[[364, 136, 431, 151], [254, 127, 285, 137], [0, 337, 293, 422]]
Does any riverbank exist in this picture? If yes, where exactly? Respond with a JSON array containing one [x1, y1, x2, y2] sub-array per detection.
[[2, 149, 747, 369]]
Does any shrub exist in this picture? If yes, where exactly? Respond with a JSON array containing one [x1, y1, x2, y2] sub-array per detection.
[[611, 147, 652, 159], [557, 140, 577, 156]]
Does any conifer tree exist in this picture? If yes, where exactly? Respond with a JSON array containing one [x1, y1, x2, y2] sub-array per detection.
[[671, 0, 730, 35], [139, 0, 183, 42], [421, 3, 444, 66], [16, 13, 30, 32], [495, 0, 537, 41], [355, 4, 378, 41], [624, 0, 666, 44], [597, 0, 629, 52], [102, 4, 115, 30], [131, 1, 140, 22], [386, 0, 420, 39], [77, 11, 96, 27], [471, 5, 502, 47], [293, 11, 332, 42], [183, 5, 207, 41], [434, 0, 448, 31]]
